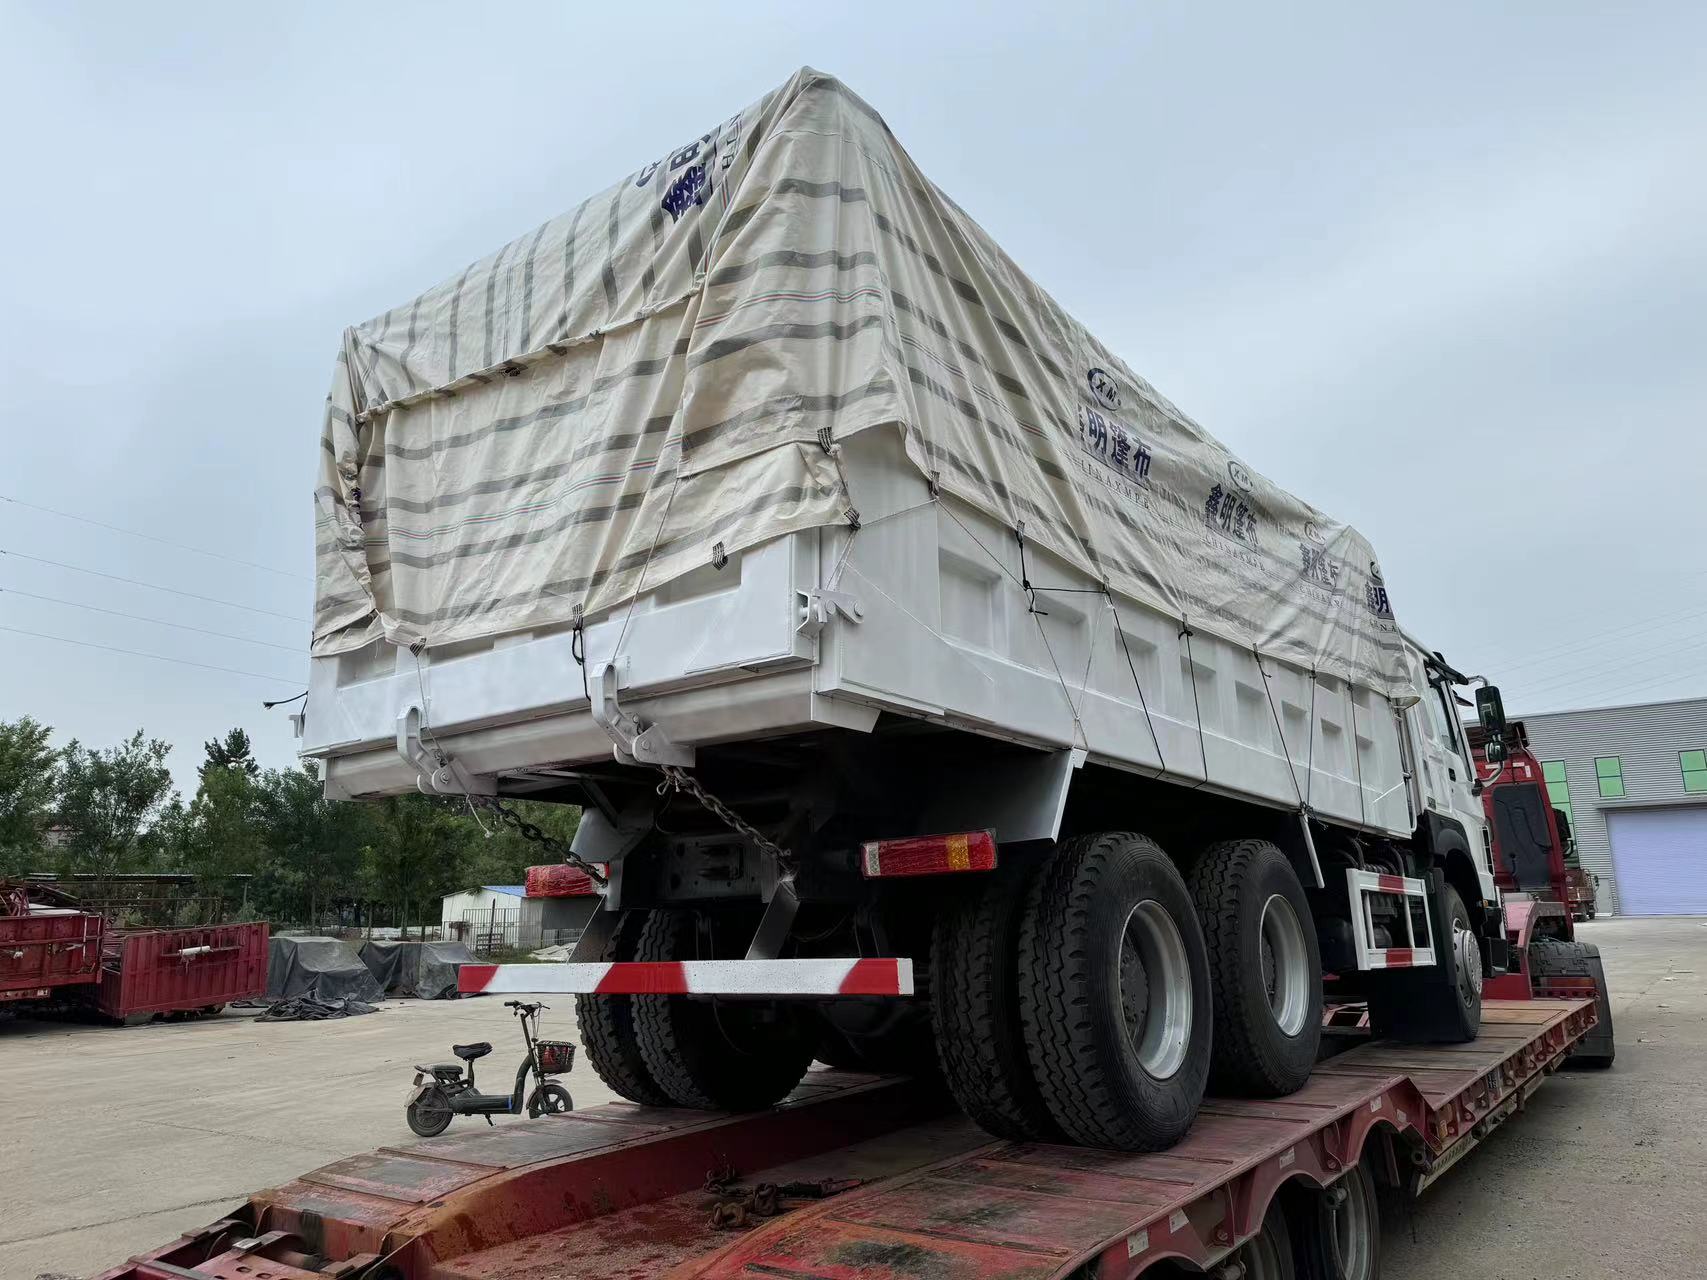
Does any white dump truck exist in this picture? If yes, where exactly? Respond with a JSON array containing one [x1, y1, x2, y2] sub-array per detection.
[[302, 68, 1511, 1152]]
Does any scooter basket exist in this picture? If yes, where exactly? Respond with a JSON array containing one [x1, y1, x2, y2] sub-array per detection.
[[536, 1040, 576, 1073]]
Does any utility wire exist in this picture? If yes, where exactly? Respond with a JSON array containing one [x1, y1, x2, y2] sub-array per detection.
[[0, 587, 301, 653], [1492, 602, 1707, 675], [0, 625, 301, 685], [1, 493, 308, 581], [0, 550, 306, 623]]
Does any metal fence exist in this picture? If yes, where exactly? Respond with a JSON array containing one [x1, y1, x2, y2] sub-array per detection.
[[449, 908, 584, 956]]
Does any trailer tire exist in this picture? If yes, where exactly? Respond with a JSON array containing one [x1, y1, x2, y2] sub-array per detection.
[[1018, 831, 1211, 1151], [1291, 1160, 1381, 1280], [1368, 886, 1481, 1044], [1529, 935, 1615, 1068], [574, 911, 674, 1107], [931, 864, 1061, 1142], [1189, 839, 1322, 1096], [1239, 1197, 1298, 1280], [632, 909, 814, 1111]]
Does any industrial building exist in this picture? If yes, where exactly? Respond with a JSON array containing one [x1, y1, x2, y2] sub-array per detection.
[[1512, 696, 1707, 916]]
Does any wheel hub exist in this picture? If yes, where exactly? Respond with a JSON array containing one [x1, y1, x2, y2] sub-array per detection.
[[1259, 893, 1311, 1036], [1117, 899, 1192, 1080]]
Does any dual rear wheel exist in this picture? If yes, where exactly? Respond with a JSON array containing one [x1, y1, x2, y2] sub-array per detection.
[[932, 831, 1323, 1151]]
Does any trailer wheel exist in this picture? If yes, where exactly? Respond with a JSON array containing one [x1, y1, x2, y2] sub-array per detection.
[[574, 911, 674, 1107], [1292, 1160, 1381, 1280], [1529, 935, 1615, 1068], [632, 909, 814, 1111], [931, 864, 1061, 1142], [1238, 1197, 1298, 1280], [1368, 887, 1481, 1044], [1189, 839, 1322, 1096], [1018, 831, 1211, 1151]]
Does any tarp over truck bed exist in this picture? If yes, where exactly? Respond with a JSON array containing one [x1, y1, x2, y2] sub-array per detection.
[[315, 67, 1409, 698]]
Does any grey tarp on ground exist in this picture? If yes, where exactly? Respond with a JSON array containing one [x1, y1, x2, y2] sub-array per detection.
[[266, 935, 385, 1003], [358, 939, 474, 1000], [314, 67, 1411, 698]]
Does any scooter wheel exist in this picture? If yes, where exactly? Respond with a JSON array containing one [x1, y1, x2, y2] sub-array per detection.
[[527, 1081, 573, 1117], [407, 1085, 454, 1137]]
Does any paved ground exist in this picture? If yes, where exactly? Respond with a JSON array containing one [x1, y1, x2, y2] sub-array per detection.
[[5, 917, 1703, 1279]]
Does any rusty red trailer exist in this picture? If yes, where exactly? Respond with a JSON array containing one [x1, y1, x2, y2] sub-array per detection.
[[91, 996, 1595, 1280], [0, 903, 104, 1004], [92, 922, 269, 1022]]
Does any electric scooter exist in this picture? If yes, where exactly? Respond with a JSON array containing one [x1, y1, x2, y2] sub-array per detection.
[[405, 999, 575, 1136]]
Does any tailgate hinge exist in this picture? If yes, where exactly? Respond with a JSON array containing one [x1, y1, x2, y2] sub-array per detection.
[[589, 662, 695, 768], [797, 588, 864, 641], [397, 705, 495, 797]]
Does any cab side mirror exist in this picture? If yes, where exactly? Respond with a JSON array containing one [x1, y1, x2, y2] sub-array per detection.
[[1476, 685, 1508, 762]]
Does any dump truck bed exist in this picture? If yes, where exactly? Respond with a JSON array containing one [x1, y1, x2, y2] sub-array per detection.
[[93, 998, 1595, 1280]]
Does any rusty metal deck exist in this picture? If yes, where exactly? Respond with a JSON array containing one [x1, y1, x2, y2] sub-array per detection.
[[95, 999, 1595, 1280]]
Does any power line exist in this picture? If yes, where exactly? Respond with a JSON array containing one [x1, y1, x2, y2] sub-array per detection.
[[1, 493, 308, 581], [0, 625, 301, 686], [1505, 628, 1707, 696], [0, 587, 302, 653], [1493, 602, 1707, 676], [1510, 636, 1707, 702], [1517, 661, 1705, 713], [0, 550, 307, 623]]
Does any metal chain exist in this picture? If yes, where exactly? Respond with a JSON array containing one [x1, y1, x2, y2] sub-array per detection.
[[656, 764, 795, 872], [464, 794, 609, 887]]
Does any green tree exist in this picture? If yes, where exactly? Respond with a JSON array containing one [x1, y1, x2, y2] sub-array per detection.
[[255, 764, 370, 927], [0, 716, 60, 871], [363, 795, 471, 937], [199, 727, 259, 783], [181, 764, 266, 883], [56, 731, 176, 875]]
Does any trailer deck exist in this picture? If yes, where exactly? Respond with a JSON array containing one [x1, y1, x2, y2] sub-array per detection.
[[92, 997, 1594, 1280]]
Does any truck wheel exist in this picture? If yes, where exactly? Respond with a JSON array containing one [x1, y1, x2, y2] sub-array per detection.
[[1189, 839, 1322, 1096], [932, 864, 1060, 1142], [632, 909, 814, 1111], [574, 911, 674, 1106], [1018, 832, 1211, 1151], [1368, 886, 1481, 1044], [1238, 1198, 1298, 1280], [1292, 1160, 1381, 1280], [1529, 935, 1615, 1068]]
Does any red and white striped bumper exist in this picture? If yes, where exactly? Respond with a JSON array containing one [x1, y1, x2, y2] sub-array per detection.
[[457, 957, 914, 998]]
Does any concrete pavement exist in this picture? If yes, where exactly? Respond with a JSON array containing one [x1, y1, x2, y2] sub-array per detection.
[[4, 917, 1702, 1279]]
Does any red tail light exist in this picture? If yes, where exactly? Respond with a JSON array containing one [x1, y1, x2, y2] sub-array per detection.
[[860, 831, 998, 878]]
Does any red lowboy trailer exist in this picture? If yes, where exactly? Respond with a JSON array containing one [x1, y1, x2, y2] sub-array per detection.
[[90, 991, 1600, 1280]]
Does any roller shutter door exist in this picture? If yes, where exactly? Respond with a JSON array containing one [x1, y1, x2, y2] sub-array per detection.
[[1606, 808, 1707, 916]]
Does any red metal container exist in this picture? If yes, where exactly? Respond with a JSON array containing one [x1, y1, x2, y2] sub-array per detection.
[[0, 908, 104, 1002], [94, 921, 269, 1018]]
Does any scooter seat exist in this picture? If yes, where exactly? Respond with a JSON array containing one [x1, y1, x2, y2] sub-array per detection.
[[453, 1041, 493, 1061]]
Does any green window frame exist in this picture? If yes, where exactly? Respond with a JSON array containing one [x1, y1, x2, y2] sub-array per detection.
[[1683, 750, 1707, 794], [1541, 760, 1576, 829], [1594, 755, 1625, 799]]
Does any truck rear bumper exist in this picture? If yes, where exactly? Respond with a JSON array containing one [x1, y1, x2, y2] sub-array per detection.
[[458, 957, 914, 997]]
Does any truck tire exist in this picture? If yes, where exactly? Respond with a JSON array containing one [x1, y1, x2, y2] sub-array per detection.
[[1018, 831, 1212, 1151], [1188, 839, 1322, 1096], [574, 911, 674, 1107], [1529, 935, 1615, 1068], [1291, 1160, 1381, 1280], [632, 909, 814, 1111], [1368, 886, 1481, 1044], [1239, 1198, 1298, 1280], [931, 864, 1060, 1142]]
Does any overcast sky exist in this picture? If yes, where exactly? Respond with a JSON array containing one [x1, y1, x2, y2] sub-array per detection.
[[2, 2, 1703, 797]]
